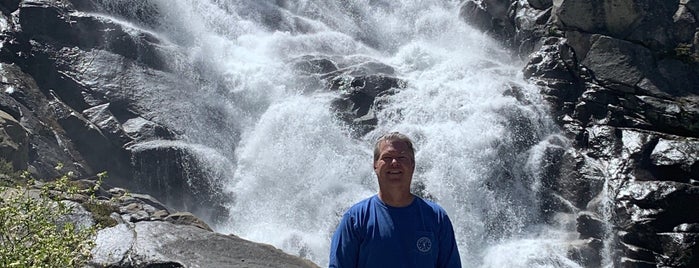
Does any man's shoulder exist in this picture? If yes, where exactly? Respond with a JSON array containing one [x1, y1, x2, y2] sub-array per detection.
[[346, 195, 378, 212], [415, 196, 449, 216]]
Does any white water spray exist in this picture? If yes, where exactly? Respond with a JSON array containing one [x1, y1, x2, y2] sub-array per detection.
[[94, 0, 584, 266]]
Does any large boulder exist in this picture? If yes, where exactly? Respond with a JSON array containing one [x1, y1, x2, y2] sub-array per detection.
[[91, 221, 319, 268]]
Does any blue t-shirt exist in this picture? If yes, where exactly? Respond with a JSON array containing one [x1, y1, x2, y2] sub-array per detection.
[[329, 195, 461, 268]]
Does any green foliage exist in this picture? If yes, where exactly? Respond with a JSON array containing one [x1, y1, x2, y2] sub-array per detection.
[[83, 201, 118, 228], [0, 159, 24, 187], [0, 172, 97, 267], [674, 43, 699, 64]]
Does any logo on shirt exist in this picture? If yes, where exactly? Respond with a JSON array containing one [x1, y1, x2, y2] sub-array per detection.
[[416, 236, 432, 253]]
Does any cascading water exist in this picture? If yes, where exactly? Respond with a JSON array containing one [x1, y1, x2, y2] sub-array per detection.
[[92, 0, 586, 266]]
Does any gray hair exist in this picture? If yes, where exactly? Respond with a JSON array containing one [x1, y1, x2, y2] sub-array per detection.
[[373, 132, 415, 162]]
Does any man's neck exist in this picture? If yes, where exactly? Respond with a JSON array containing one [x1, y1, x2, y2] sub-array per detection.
[[378, 191, 414, 207]]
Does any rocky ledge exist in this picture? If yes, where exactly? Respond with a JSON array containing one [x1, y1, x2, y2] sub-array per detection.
[[1, 178, 318, 267]]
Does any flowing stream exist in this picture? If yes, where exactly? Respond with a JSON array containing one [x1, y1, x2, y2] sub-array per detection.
[[93, 0, 583, 266]]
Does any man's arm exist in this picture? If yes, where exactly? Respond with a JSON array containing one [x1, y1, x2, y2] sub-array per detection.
[[329, 213, 360, 268], [437, 214, 461, 268]]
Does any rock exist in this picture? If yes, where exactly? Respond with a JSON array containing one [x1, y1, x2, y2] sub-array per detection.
[[326, 62, 405, 136], [0, 109, 28, 170], [581, 35, 656, 89], [528, 0, 553, 10], [567, 238, 603, 268], [165, 212, 212, 232], [128, 141, 229, 224], [0, 0, 21, 14], [649, 138, 699, 182], [655, 233, 699, 267], [291, 55, 339, 74], [90, 221, 319, 268], [514, 0, 699, 265], [459, 0, 517, 45], [616, 181, 699, 233], [577, 211, 606, 239]]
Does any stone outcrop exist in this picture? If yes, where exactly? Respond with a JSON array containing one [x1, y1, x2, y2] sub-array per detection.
[[290, 54, 407, 136], [0, 179, 318, 267], [463, 0, 699, 266]]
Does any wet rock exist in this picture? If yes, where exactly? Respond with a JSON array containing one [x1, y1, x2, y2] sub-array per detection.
[[528, 0, 553, 10], [330, 76, 403, 136], [577, 211, 606, 239], [567, 238, 603, 268]]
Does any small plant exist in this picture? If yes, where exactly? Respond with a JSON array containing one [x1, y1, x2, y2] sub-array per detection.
[[674, 43, 699, 63], [0, 159, 24, 187], [0, 168, 97, 267]]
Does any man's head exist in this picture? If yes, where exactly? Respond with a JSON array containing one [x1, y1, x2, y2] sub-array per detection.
[[373, 132, 415, 162], [373, 132, 415, 193]]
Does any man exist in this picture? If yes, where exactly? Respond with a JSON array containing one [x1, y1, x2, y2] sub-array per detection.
[[329, 132, 461, 268]]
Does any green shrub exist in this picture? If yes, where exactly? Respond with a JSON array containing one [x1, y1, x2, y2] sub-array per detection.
[[0, 159, 24, 187], [0, 174, 97, 267]]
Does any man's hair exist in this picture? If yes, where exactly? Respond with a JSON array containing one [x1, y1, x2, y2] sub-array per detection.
[[373, 132, 415, 162]]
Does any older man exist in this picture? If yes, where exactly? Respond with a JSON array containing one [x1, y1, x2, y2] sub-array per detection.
[[329, 132, 461, 268]]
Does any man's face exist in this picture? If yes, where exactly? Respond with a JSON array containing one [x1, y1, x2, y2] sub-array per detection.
[[374, 139, 415, 189]]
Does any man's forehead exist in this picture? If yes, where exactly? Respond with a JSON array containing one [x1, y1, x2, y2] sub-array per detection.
[[380, 140, 411, 153]]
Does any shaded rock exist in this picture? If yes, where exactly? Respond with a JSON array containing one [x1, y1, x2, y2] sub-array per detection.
[[616, 181, 699, 233], [528, 0, 553, 10], [0, 62, 89, 178], [122, 116, 176, 143], [165, 212, 212, 232], [18, 0, 167, 71], [129, 142, 229, 224], [48, 91, 133, 181], [459, 0, 517, 46], [552, 0, 678, 51], [674, 223, 699, 233], [567, 238, 603, 268], [82, 103, 134, 146], [655, 233, 699, 267], [577, 211, 606, 239], [0, 0, 21, 14], [330, 74, 404, 136], [292, 55, 339, 75], [618, 236, 656, 266], [0, 109, 28, 170], [649, 138, 699, 182], [581, 35, 656, 89]]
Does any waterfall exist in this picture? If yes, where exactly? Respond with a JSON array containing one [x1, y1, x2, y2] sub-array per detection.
[[92, 0, 582, 266]]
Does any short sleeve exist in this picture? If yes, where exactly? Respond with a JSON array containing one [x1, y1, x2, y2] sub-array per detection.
[[329, 212, 360, 268], [437, 213, 461, 268]]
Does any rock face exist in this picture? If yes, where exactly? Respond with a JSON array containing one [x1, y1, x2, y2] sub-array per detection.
[[0, 0, 315, 266], [0, 0, 228, 222], [464, 0, 699, 266]]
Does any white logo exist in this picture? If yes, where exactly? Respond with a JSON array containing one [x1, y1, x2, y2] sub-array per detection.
[[416, 237, 432, 253]]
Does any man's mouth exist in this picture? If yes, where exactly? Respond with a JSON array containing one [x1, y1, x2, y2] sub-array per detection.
[[387, 170, 402, 174]]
